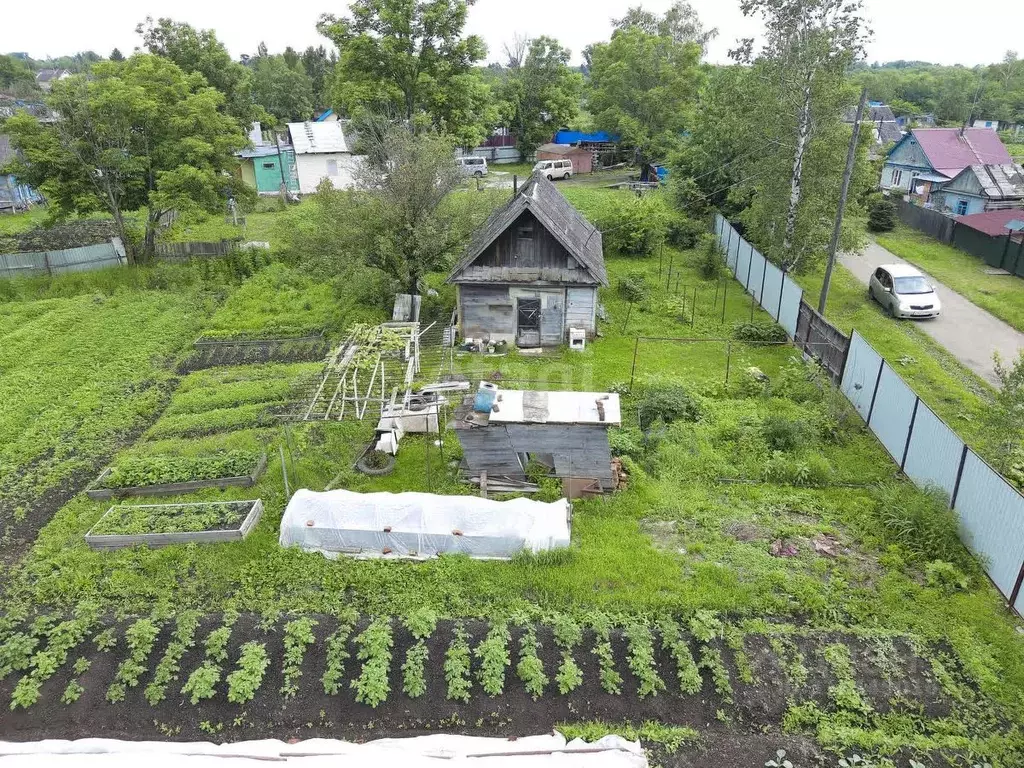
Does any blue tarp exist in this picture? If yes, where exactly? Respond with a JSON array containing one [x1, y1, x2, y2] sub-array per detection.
[[552, 130, 619, 144]]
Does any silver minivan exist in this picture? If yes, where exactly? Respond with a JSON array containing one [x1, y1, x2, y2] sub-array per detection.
[[456, 156, 488, 177], [533, 159, 573, 180], [868, 263, 942, 319]]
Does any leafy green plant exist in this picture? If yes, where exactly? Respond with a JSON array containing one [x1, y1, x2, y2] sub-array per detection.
[[61, 680, 84, 705], [589, 613, 622, 695], [618, 273, 650, 304], [91, 501, 254, 536], [624, 619, 665, 698], [351, 618, 393, 708], [107, 617, 160, 702], [0, 633, 38, 679], [636, 383, 702, 428], [93, 628, 116, 652], [227, 641, 270, 704], [182, 663, 221, 705], [924, 559, 971, 593], [695, 234, 724, 279], [823, 643, 872, 718], [872, 482, 971, 568], [765, 748, 794, 768], [400, 609, 435, 699], [204, 626, 232, 663], [445, 624, 473, 703], [656, 616, 702, 695], [475, 622, 510, 697], [732, 321, 788, 343], [101, 452, 262, 489], [551, 614, 584, 695], [698, 645, 733, 704], [146, 611, 200, 705], [322, 612, 357, 696], [761, 415, 810, 452], [280, 617, 318, 699], [867, 197, 897, 233], [516, 626, 548, 700], [556, 720, 698, 755]]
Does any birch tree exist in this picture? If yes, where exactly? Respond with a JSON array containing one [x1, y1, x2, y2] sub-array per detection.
[[730, 0, 868, 270]]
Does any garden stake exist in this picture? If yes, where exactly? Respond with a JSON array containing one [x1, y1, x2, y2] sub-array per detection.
[[279, 445, 290, 499], [725, 340, 732, 383], [721, 280, 728, 324], [629, 337, 640, 390], [691, 285, 697, 327], [713, 281, 720, 313], [622, 301, 634, 333]]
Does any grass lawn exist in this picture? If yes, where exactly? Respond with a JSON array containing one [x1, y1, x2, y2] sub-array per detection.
[[0, 208, 48, 237], [875, 225, 1024, 333], [1, 188, 1024, 763]]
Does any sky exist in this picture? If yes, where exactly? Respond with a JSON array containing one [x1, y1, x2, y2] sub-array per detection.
[[1, 0, 1019, 68]]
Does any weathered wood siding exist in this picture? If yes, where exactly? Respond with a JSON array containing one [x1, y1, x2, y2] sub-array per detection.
[[460, 284, 515, 340], [565, 287, 597, 335], [459, 211, 597, 285]]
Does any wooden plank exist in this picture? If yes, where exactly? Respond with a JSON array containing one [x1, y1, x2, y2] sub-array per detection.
[[84, 499, 263, 551]]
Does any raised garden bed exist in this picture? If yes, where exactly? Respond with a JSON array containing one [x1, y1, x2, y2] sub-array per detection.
[[84, 499, 263, 550], [85, 453, 267, 500]]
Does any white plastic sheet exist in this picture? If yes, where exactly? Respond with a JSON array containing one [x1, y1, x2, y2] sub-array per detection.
[[0, 734, 647, 768], [279, 489, 571, 559]]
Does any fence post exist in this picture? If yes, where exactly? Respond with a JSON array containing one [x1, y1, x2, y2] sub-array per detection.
[[837, 327, 854, 385], [745, 242, 754, 289], [725, 225, 733, 262], [1010, 561, 1024, 610], [721, 280, 728, 324], [949, 444, 969, 510], [866, 358, 885, 426], [629, 337, 640, 391], [43, 251, 52, 277], [777, 273, 786, 322], [758, 263, 767, 308], [725, 340, 732, 383], [900, 396, 920, 471]]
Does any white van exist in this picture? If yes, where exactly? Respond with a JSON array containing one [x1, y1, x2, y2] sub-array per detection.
[[533, 159, 573, 180], [456, 156, 488, 177]]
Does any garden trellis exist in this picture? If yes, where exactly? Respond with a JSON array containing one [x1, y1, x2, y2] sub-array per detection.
[[302, 322, 429, 421]]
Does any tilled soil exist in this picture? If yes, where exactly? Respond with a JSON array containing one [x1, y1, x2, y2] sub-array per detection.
[[0, 615, 965, 761]]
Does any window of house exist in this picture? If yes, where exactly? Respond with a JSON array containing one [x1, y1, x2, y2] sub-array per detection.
[[326, 159, 339, 176], [517, 223, 534, 240], [891, 168, 903, 186], [956, 200, 969, 216], [262, 162, 276, 170]]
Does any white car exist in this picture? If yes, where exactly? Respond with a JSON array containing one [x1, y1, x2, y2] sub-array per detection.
[[456, 156, 488, 177], [868, 263, 942, 319], [533, 159, 573, 181]]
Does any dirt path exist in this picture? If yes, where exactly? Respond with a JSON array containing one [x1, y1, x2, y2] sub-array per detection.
[[840, 240, 1024, 386]]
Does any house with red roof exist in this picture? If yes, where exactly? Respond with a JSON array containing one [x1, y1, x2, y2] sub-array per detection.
[[880, 128, 1012, 200]]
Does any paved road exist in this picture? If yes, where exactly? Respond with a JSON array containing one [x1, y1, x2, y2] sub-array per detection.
[[840, 240, 1024, 386]]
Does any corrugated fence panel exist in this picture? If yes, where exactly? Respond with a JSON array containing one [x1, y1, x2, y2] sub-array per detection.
[[725, 226, 739, 272], [902, 402, 963, 499], [778, 277, 802, 338], [954, 451, 1024, 599], [0, 241, 124, 278], [747, 248, 766, 298], [761, 261, 784, 321], [867, 364, 917, 462], [715, 214, 725, 239], [0, 252, 47, 279], [840, 331, 882, 421], [735, 238, 750, 286]]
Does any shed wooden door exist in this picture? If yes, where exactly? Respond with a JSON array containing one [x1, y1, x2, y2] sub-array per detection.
[[516, 298, 541, 347]]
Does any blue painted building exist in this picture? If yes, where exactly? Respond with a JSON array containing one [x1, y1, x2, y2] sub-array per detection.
[[0, 134, 42, 213], [236, 144, 299, 196], [931, 164, 1024, 216]]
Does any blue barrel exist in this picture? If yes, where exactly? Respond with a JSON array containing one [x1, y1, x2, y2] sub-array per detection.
[[473, 382, 498, 413]]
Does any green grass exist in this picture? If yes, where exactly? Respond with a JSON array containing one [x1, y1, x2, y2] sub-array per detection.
[[4, 186, 1024, 761], [0, 208, 48, 237], [874, 225, 1024, 333], [797, 259, 994, 454]]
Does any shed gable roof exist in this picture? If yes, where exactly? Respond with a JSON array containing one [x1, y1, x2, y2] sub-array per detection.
[[287, 121, 350, 154], [447, 173, 608, 286]]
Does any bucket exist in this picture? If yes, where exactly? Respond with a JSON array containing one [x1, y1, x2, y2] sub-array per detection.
[[473, 381, 498, 413]]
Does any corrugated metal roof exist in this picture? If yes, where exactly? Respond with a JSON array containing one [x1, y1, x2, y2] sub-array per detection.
[[955, 208, 1024, 237], [287, 121, 350, 154], [447, 173, 608, 286], [238, 145, 288, 159], [911, 128, 1012, 178], [972, 164, 1024, 199]]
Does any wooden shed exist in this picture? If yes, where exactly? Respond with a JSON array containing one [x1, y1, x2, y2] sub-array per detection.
[[535, 143, 594, 175], [454, 389, 621, 491], [447, 173, 608, 347]]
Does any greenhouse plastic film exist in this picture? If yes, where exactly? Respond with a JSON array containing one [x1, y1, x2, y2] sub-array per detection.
[[280, 489, 571, 560], [867, 364, 917, 462], [953, 451, 1024, 599]]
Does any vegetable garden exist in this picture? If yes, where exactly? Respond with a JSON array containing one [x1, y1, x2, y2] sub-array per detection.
[[1, 189, 1023, 766]]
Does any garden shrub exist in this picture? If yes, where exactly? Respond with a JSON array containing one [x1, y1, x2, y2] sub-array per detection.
[[636, 383, 702, 428], [867, 198, 897, 233], [760, 415, 811, 452], [873, 482, 970, 567], [608, 427, 646, 460], [732, 321, 788, 343], [617, 273, 650, 304], [925, 560, 971, 593], [695, 234, 724, 280], [667, 215, 705, 249], [597, 194, 669, 257]]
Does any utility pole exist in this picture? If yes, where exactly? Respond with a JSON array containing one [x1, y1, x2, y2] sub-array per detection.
[[819, 87, 867, 315]]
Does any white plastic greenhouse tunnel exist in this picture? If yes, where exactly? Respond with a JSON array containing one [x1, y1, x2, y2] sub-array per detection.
[[0, 733, 647, 767], [279, 489, 571, 560]]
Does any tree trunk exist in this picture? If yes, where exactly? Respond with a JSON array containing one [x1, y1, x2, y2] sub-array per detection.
[[782, 71, 813, 270], [110, 207, 136, 266], [142, 209, 160, 262]]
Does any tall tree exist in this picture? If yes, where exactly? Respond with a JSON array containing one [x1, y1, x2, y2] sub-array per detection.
[[136, 17, 259, 126], [318, 0, 492, 147], [497, 37, 583, 156], [352, 126, 466, 294], [587, 20, 704, 165], [252, 55, 315, 123], [109, 48, 125, 62], [301, 46, 335, 110], [3, 56, 249, 262], [613, 1, 718, 56], [731, 0, 869, 271], [0, 54, 36, 93]]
